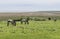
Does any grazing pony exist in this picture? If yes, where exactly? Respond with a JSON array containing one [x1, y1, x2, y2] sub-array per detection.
[[21, 17, 29, 24], [53, 18, 57, 22], [7, 17, 30, 26], [7, 19, 16, 26], [48, 17, 57, 22], [48, 17, 51, 20]]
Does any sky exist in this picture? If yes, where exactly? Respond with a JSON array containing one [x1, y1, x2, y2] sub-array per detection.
[[0, 0, 60, 12]]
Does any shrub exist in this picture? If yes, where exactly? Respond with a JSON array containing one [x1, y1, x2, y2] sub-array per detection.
[[34, 18, 46, 21]]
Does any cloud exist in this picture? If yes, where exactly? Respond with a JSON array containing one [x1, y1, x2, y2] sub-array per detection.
[[0, 0, 60, 4]]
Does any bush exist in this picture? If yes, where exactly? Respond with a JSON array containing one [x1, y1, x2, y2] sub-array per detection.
[[34, 18, 46, 21]]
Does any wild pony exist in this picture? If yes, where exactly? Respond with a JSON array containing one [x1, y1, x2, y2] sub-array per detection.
[[7, 17, 30, 26], [53, 17, 57, 22], [48, 17, 57, 22], [21, 17, 29, 24], [48, 17, 51, 20]]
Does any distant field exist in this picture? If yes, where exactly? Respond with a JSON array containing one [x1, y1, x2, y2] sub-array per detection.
[[0, 11, 60, 20], [0, 20, 60, 39], [0, 11, 60, 17]]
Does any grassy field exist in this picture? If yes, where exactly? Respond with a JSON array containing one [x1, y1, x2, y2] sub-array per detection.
[[0, 20, 59, 39]]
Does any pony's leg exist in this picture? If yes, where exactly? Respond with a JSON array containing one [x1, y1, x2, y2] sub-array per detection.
[[13, 21, 16, 26], [54, 19, 57, 22], [14, 22, 16, 26], [11, 21, 14, 26], [25, 22, 26, 24], [21, 21, 23, 24], [27, 21, 29, 24], [7, 21, 9, 26]]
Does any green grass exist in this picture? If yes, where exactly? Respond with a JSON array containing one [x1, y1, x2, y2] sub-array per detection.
[[0, 20, 60, 39]]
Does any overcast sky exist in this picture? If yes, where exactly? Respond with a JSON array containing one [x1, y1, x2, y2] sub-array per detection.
[[0, 0, 60, 12]]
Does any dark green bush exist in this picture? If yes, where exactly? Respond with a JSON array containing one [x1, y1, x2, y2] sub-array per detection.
[[34, 18, 46, 21]]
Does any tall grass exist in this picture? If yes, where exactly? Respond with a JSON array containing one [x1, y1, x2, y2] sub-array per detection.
[[0, 20, 59, 39]]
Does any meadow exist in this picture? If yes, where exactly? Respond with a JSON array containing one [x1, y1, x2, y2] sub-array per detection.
[[0, 19, 60, 39]]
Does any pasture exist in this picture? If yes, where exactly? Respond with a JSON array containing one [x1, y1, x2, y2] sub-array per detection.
[[0, 20, 60, 39]]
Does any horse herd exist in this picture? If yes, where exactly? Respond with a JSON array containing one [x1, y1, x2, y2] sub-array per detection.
[[7, 17, 57, 26]]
